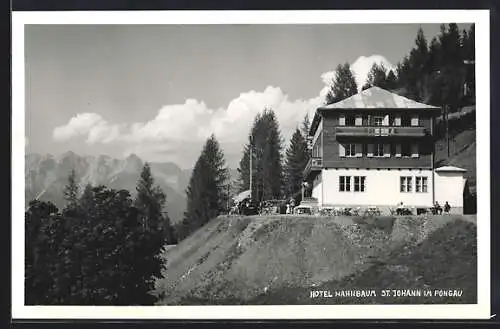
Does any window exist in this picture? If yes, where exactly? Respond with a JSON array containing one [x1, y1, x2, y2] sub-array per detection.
[[393, 115, 402, 126], [400, 176, 412, 192], [416, 176, 428, 193], [374, 143, 384, 157], [312, 137, 322, 158], [411, 115, 419, 126], [401, 143, 411, 157], [373, 116, 384, 126], [355, 115, 363, 126], [339, 176, 351, 192], [401, 115, 411, 127], [345, 143, 356, 157], [411, 143, 419, 157], [346, 114, 356, 126], [354, 176, 366, 192]]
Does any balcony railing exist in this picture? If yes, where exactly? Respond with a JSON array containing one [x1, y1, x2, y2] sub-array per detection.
[[303, 157, 323, 177], [334, 126, 428, 137]]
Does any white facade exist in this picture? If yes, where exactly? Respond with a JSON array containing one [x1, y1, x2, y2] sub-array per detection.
[[318, 168, 434, 208], [313, 166, 467, 214], [434, 167, 467, 214], [311, 172, 323, 205]]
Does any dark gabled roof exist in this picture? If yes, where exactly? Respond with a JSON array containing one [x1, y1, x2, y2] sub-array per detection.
[[309, 86, 441, 136]]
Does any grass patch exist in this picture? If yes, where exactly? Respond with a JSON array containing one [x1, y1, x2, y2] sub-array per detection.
[[352, 216, 396, 233], [251, 219, 477, 305]]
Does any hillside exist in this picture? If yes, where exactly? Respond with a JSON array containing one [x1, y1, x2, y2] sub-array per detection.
[[435, 107, 476, 194], [154, 214, 477, 305]]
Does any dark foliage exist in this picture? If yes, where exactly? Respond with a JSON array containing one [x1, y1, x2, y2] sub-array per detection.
[[25, 165, 169, 305], [179, 134, 229, 241], [325, 63, 358, 104], [238, 108, 284, 202], [394, 24, 475, 110], [284, 128, 309, 203]]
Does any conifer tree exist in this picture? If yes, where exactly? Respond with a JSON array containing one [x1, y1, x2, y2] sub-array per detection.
[[63, 168, 79, 208], [385, 70, 397, 90], [300, 114, 310, 140], [182, 134, 229, 239], [25, 200, 59, 305], [325, 63, 358, 104], [300, 114, 311, 162], [133, 163, 170, 302], [362, 63, 388, 90], [238, 108, 284, 201], [284, 128, 309, 201]]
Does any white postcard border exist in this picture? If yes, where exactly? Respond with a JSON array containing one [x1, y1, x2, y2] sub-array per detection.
[[12, 9, 491, 319]]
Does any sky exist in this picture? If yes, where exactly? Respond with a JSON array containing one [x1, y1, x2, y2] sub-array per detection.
[[25, 23, 472, 169]]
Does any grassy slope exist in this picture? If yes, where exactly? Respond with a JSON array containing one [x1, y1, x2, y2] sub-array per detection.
[[435, 121, 476, 194], [155, 214, 477, 305]]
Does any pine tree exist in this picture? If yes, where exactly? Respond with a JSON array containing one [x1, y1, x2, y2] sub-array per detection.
[[202, 134, 230, 216], [25, 200, 59, 305], [134, 163, 166, 233], [325, 63, 358, 104], [385, 70, 397, 90], [300, 114, 310, 140], [300, 114, 311, 162], [362, 62, 388, 90], [238, 108, 284, 201], [132, 163, 169, 303], [284, 128, 309, 202], [63, 168, 79, 208], [182, 134, 229, 239]]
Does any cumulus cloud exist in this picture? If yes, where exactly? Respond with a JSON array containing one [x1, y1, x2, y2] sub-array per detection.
[[319, 55, 396, 93], [52, 54, 393, 168], [351, 55, 396, 90], [52, 112, 122, 143]]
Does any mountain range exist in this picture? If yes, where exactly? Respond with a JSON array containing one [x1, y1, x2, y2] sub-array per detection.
[[25, 151, 239, 224]]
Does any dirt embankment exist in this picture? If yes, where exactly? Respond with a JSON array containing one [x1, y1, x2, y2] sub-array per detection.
[[154, 215, 477, 305]]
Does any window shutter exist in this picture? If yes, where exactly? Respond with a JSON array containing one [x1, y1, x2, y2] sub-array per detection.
[[394, 115, 401, 126], [339, 115, 345, 126], [356, 143, 362, 157], [339, 143, 345, 157], [383, 144, 390, 157], [411, 143, 419, 157], [383, 114, 389, 126], [355, 115, 363, 126], [367, 143, 374, 157], [395, 144, 402, 157], [411, 115, 419, 126]]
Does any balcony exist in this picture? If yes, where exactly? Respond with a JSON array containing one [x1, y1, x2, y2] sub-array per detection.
[[303, 157, 323, 178], [335, 126, 428, 137]]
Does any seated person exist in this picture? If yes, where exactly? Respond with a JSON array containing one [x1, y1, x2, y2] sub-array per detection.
[[433, 201, 442, 215], [444, 201, 451, 214], [396, 202, 404, 215]]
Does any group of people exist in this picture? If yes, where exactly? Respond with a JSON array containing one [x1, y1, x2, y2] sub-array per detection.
[[396, 201, 452, 215], [432, 201, 451, 215], [229, 197, 299, 216]]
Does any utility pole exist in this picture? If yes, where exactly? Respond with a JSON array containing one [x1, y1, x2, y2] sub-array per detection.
[[445, 104, 450, 158], [226, 182, 230, 214], [249, 135, 253, 199]]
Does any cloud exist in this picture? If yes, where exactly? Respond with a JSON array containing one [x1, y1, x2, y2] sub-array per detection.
[[52, 54, 393, 168], [351, 55, 396, 90], [319, 55, 396, 93], [52, 112, 122, 143]]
